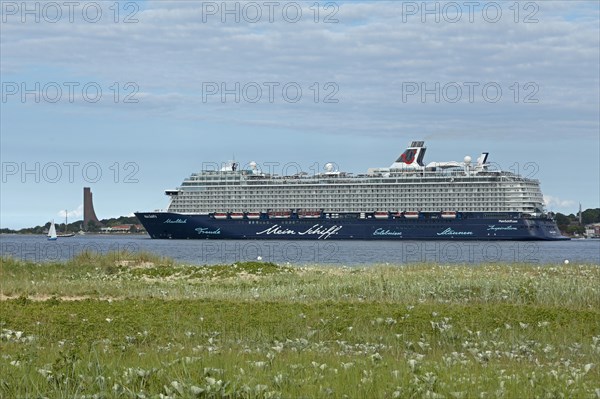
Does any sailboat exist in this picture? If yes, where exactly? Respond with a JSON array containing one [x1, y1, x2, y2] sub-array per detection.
[[47, 220, 57, 241], [58, 210, 75, 238]]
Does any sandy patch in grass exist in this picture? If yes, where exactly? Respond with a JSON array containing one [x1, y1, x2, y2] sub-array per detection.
[[0, 294, 119, 301]]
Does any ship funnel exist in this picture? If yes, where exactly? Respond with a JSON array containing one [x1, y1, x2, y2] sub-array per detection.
[[389, 141, 426, 169]]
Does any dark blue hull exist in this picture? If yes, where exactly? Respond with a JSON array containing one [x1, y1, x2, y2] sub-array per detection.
[[135, 212, 568, 241]]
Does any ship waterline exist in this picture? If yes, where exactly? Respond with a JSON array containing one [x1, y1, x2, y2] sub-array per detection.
[[136, 141, 568, 241]]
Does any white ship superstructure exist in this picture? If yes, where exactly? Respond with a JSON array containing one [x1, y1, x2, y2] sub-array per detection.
[[165, 142, 545, 216]]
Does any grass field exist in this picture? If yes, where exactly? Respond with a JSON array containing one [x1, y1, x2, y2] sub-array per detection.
[[1, 251, 599, 398]]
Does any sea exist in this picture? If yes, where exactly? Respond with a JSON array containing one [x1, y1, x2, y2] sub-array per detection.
[[1, 234, 599, 266]]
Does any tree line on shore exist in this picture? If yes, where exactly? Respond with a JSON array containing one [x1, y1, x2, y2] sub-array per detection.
[[0, 216, 142, 235], [554, 208, 600, 236]]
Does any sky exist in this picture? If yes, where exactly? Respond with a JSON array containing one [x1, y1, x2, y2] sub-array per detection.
[[1, 0, 599, 229]]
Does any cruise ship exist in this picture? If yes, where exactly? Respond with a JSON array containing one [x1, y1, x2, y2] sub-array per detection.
[[135, 141, 567, 240]]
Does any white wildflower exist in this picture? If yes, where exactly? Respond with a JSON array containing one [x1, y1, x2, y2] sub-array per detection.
[[273, 373, 284, 385], [371, 353, 383, 362], [254, 384, 268, 393], [341, 362, 354, 370], [408, 359, 418, 371], [190, 386, 204, 396], [170, 381, 183, 395], [205, 377, 216, 385], [271, 343, 284, 352]]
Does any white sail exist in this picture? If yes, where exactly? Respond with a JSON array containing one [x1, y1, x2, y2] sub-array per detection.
[[48, 220, 57, 240]]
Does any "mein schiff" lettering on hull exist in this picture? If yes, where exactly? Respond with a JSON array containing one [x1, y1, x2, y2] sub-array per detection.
[[256, 224, 342, 239]]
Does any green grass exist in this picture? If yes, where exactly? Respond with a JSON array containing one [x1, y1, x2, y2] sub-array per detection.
[[1, 253, 599, 398]]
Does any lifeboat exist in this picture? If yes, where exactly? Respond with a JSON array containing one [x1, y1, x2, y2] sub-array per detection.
[[246, 212, 261, 219], [404, 211, 420, 219], [268, 210, 292, 219], [213, 212, 228, 219], [230, 212, 245, 219], [374, 211, 389, 219], [441, 211, 457, 219], [298, 210, 322, 219]]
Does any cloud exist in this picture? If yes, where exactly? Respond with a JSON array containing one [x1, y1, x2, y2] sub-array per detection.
[[544, 195, 576, 210], [1, 1, 598, 140], [57, 204, 83, 220]]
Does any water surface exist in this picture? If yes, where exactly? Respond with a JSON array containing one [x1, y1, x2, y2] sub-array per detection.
[[2, 234, 598, 265]]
